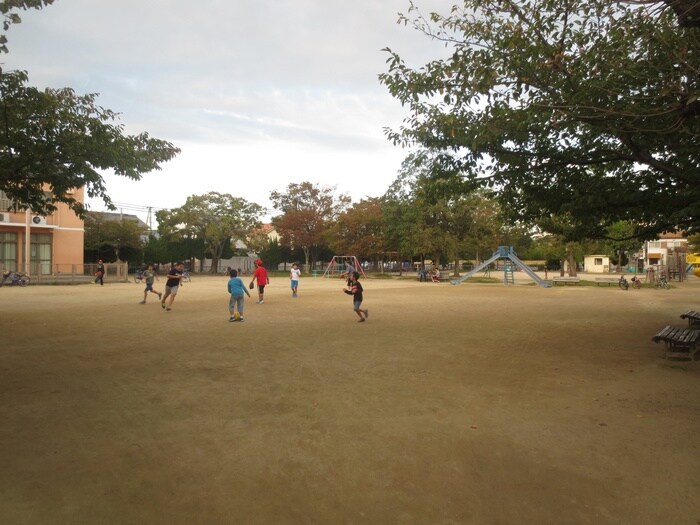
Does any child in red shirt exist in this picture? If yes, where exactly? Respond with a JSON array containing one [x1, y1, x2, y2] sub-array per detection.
[[250, 259, 270, 304]]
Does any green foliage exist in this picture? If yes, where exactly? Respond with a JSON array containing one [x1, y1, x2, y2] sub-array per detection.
[[83, 213, 145, 263], [156, 192, 263, 274], [0, 71, 180, 216], [380, 0, 700, 239], [382, 152, 505, 266]]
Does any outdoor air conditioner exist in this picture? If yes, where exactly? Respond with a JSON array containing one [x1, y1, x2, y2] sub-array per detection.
[[0, 213, 9, 223], [31, 215, 47, 226]]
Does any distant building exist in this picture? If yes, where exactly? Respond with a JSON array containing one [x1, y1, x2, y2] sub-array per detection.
[[644, 232, 687, 269], [0, 189, 84, 275], [584, 255, 610, 273]]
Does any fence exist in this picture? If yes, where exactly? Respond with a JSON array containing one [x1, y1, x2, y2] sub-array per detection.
[[20, 262, 129, 285]]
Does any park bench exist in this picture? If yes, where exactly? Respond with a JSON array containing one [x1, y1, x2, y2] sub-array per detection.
[[594, 276, 619, 286], [651, 325, 700, 361], [552, 276, 580, 285], [680, 310, 700, 327]]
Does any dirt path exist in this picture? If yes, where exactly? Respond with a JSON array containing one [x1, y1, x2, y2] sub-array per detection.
[[1, 275, 699, 524]]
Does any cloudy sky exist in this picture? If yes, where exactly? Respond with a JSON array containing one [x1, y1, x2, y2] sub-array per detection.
[[2, 0, 449, 223]]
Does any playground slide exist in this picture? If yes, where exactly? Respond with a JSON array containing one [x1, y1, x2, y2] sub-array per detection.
[[507, 251, 551, 287], [449, 252, 501, 285], [451, 246, 552, 288]]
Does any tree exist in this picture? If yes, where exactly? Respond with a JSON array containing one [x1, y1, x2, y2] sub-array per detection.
[[326, 197, 386, 262], [603, 221, 644, 271], [0, 71, 180, 216], [84, 213, 145, 263], [157, 192, 263, 274], [270, 182, 350, 273], [383, 152, 504, 273], [380, 0, 700, 240]]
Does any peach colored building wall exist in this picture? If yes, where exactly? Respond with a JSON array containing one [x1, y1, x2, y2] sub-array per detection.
[[0, 187, 85, 275]]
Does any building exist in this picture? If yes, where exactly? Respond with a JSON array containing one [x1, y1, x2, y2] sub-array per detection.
[[0, 189, 85, 275], [643, 232, 688, 272], [583, 255, 611, 273]]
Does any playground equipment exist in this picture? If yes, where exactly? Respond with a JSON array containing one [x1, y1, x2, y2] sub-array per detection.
[[322, 255, 366, 279], [451, 246, 552, 287], [686, 253, 700, 277]]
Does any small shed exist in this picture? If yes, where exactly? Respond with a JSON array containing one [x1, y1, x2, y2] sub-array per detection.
[[584, 255, 610, 274]]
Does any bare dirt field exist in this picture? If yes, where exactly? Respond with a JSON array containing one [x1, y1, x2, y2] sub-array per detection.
[[1, 273, 699, 524]]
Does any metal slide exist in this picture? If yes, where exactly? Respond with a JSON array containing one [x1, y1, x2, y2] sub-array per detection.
[[451, 246, 552, 287]]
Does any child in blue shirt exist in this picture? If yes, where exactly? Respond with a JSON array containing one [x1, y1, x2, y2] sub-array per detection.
[[227, 269, 251, 322]]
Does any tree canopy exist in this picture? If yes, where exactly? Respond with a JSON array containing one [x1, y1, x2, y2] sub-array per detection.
[[0, 2, 179, 216], [0, 71, 180, 216], [156, 192, 263, 273], [380, 0, 700, 240], [270, 182, 350, 272]]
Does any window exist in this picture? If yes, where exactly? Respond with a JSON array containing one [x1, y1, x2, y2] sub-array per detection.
[[0, 191, 14, 212], [0, 232, 18, 272], [594, 258, 603, 265], [30, 233, 52, 275]]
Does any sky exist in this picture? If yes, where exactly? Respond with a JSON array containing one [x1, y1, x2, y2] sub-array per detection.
[[1, 0, 449, 225]]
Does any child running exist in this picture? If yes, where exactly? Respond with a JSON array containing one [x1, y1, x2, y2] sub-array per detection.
[[342, 271, 369, 323], [139, 263, 162, 304], [290, 262, 301, 298], [227, 269, 250, 322], [250, 258, 270, 304], [161, 261, 185, 311]]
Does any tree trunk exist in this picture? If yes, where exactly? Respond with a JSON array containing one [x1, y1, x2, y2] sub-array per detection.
[[566, 246, 578, 277], [303, 248, 311, 274]]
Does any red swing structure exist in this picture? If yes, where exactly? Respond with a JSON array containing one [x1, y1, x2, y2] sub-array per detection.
[[322, 255, 366, 279]]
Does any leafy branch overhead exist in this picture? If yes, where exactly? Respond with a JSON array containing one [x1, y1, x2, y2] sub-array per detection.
[[380, 0, 700, 240], [0, 2, 179, 216]]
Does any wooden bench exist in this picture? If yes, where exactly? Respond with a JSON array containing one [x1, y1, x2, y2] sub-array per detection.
[[594, 276, 619, 286], [651, 325, 700, 361], [552, 276, 580, 285], [680, 310, 700, 327]]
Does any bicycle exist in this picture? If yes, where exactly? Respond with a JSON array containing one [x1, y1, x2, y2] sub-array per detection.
[[1, 270, 30, 287], [618, 275, 629, 290], [133, 268, 146, 284], [654, 276, 671, 289]]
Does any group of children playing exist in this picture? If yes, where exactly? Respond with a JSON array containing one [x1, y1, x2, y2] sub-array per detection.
[[138, 259, 368, 324]]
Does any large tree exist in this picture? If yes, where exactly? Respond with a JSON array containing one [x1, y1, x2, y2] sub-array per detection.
[[380, 0, 700, 240], [157, 192, 263, 274], [0, 71, 180, 216], [0, 2, 178, 216], [83, 213, 145, 264], [326, 197, 387, 263], [270, 182, 350, 273]]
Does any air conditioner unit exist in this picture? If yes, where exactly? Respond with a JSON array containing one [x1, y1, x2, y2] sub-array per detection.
[[0, 213, 10, 223], [31, 215, 47, 226]]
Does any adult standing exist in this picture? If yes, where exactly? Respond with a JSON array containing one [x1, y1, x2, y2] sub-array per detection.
[[250, 259, 270, 304], [161, 261, 185, 311]]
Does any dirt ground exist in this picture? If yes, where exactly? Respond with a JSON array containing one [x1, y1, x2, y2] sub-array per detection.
[[1, 272, 699, 524]]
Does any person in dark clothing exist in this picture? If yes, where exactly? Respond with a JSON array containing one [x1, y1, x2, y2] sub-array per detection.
[[161, 262, 185, 311], [94, 260, 105, 285], [342, 271, 369, 323]]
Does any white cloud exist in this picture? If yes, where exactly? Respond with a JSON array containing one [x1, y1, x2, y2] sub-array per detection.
[[2, 0, 449, 222]]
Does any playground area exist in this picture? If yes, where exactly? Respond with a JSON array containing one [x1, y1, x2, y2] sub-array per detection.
[[1, 275, 699, 523]]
